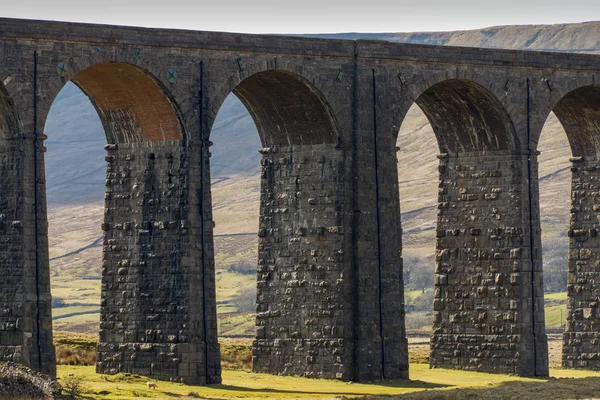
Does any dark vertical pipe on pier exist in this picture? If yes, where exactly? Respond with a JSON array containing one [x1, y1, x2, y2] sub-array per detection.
[[199, 61, 209, 383], [350, 42, 359, 380], [526, 77, 539, 374], [33, 51, 43, 371], [372, 69, 386, 378]]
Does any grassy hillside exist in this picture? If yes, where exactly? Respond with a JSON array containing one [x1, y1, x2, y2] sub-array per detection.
[[44, 21, 593, 336]]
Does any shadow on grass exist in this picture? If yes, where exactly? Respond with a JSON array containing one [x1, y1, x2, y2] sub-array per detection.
[[359, 376, 600, 400], [216, 384, 372, 396], [216, 379, 449, 397], [160, 391, 183, 397], [367, 379, 450, 389]]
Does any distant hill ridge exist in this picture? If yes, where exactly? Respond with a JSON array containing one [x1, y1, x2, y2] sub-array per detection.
[[312, 21, 600, 54]]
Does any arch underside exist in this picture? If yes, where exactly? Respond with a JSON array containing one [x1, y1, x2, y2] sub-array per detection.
[[553, 85, 600, 157], [71, 62, 183, 143], [232, 70, 338, 147], [415, 80, 517, 153]]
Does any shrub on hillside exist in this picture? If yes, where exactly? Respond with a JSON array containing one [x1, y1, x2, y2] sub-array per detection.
[[405, 312, 432, 332], [51, 297, 66, 308], [411, 289, 434, 313], [403, 255, 434, 293], [543, 250, 568, 293], [61, 374, 83, 398], [55, 345, 96, 366], [226, 261, 256, 275], [231, 286, 257, 313]]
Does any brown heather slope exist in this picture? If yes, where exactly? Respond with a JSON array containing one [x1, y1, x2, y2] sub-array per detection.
[[45, 22, 593, 334]]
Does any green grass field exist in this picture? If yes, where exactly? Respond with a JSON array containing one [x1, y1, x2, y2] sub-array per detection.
[[405, 289, 423, 303], [52, 278, 101, 304], [53, 305, 99, 318], [218, 312, 255, 336], [546, 292, 568, 301], [49, 330, 593, 399], [55, 364, 600, 400], [546, 304, 567, 329], [544, 291, 568, 329]]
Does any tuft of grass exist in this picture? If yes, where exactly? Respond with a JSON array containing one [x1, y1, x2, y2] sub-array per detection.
[[54, 331, 98, 365], [409, 344, 430, 364], [220, 338, 253, 370], [62, 374, 84, 398]]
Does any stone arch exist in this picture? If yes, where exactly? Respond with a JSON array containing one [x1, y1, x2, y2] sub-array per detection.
[[211, 68, 339, 147], [407, 79, 519, 153], [395, 76, 545, 375], [68, 62, 185, 144], [548, 85, 600, 157], [389, 67, 522, 151], [528, 76, 598, 150], [39, 59, 186, 144], [207, 64, 350, 380]]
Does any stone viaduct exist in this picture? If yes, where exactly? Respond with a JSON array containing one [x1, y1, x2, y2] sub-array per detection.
[[0, 17, 599, 385]]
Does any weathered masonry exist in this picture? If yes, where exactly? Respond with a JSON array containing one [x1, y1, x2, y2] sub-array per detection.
[[0, 17, 599, 384]]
